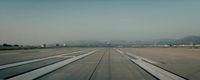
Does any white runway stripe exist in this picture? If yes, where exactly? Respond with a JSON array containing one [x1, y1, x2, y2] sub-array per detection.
[[130, 58, 186, 80], [0, 50, 86, 70], [126, 52, 158, 64], [6, 50, 98, 80], [115, 49, 186, 80]]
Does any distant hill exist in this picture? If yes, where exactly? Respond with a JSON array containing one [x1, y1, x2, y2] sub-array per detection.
[[116, 36, 200, 45], [133, 36, 200, 45], [57, 36, 200, 47], [176, 36, 200, 45]]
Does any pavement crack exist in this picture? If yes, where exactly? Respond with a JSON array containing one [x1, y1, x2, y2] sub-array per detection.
[[88, 48, 106, 80]]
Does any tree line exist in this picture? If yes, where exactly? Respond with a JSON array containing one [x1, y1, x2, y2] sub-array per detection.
[[0, 43, 23, 47]]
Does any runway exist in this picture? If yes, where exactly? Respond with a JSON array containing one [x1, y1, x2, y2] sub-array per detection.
[[0, 48, 199, 80]]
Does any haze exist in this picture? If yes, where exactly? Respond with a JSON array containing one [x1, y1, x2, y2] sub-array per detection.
[[0, 0, 200, 45]]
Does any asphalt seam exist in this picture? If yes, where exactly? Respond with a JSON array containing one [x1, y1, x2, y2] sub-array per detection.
[[108, 48, 111, 80], [88, 49, 106, 80]]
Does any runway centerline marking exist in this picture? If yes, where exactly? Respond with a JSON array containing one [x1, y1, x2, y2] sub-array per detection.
[[115, 49, 187, 80], [6, 50, 98, 80], [0, 50, 87, 70]]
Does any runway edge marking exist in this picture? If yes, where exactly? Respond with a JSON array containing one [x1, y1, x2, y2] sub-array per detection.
[[6, 50, 98, 80], [115, 49, 187, 80]]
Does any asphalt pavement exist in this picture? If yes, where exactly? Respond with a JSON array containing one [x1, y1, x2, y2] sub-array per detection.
[[0, 47, 198, 80]]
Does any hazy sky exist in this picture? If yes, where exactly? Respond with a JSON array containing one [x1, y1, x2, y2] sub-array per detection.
[[0, 0, 200, 45]]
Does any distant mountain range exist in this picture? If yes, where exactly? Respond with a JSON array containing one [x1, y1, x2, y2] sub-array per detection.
[[147, 36, 200, 45], [177, 36, 200, 44], [59, 36, 200, 47]]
